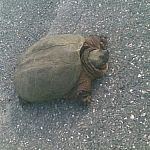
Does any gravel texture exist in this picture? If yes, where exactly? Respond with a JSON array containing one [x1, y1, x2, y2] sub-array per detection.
[[0, 0, 150, 149]]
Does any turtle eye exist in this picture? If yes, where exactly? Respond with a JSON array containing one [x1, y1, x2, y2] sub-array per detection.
[[99, 36, 107, 50], [100, 42, 105, 50]]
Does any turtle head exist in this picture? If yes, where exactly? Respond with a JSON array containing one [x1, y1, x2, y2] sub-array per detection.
[[85, 35, 109, 70], [88, 49, 109, 70]]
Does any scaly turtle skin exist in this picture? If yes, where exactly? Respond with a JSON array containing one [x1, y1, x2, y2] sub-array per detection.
[[14, 34, 109, 105]]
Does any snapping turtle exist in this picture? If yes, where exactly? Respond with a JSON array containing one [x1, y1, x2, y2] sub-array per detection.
[[14, 34, 109, 105]]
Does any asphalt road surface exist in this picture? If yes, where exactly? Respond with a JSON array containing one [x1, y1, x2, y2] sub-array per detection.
[[0, 0, 150, 149]]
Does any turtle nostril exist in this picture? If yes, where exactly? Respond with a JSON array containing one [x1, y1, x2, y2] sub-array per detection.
[[100, 50, 109, 61]]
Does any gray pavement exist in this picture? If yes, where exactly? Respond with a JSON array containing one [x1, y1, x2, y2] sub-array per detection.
[[0, 0, 150, 149]]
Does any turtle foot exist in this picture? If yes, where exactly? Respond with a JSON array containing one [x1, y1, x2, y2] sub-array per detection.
[[80, 95, 92, 106], [76, 91, 92, 106]]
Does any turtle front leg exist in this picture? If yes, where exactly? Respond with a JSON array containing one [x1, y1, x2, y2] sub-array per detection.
[[76, 90, 92, 105], [76, 69, 92, 105]]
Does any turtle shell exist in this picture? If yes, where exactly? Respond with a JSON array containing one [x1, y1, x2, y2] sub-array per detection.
[[14, 34, 85, 102]]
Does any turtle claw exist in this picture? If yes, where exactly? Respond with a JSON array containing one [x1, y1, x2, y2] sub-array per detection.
[[76, 91, 92, 106], [81, 95, 92, 106]]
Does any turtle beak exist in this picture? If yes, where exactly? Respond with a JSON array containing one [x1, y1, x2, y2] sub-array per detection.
[[88, 49, 109, 70], [96, 49, 109, 70], [99, 50, 109, 65]]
